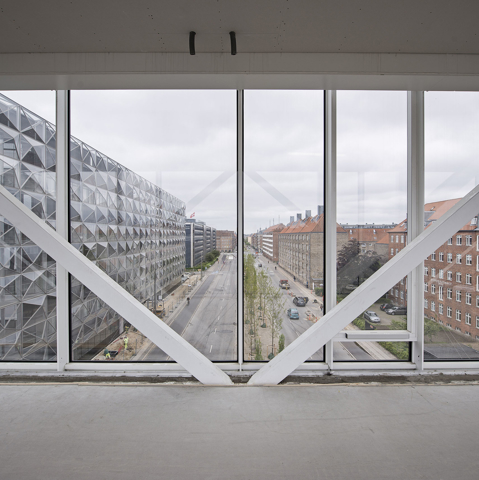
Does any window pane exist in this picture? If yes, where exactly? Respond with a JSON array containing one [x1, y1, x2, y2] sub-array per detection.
[[0, 91, 57, 361], [334, 91, 409, 361], [424, 92, 479, 361], [70, 91, 237, 362], [244, 91, 324, 362]]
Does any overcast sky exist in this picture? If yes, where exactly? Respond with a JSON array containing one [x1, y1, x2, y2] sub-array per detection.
[[3, 89, 479, 234]]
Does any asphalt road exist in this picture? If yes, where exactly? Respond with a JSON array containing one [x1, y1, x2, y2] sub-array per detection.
[[141, 249, 375, 363], [142, 253, 237, 361], [252, 251, 374, 362]]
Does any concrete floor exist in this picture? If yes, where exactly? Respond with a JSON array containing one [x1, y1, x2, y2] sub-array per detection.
[[1, 382, 478, 480]]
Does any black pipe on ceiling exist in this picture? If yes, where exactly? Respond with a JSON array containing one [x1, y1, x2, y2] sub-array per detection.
[[229, 32, 237, 55], [189, 31, 196, 55]]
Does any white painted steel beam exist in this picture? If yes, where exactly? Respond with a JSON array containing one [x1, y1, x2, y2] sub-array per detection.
[[55, 90, 70, 371], [407, 91, 425, 370], [237, 90, 244, 368], [0, 185, 232, 385], [248, 182, 479, 385], [324, 90, 337, 369]]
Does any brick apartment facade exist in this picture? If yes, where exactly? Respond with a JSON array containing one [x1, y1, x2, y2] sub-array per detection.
[[278, 214, 348, 289], [389, 199, 479, 340]]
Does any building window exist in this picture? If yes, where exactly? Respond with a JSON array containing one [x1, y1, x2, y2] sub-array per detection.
[[456, 272, 462, 283], [476, 316, 479, 329], [401, 235, 404, 243], [400, 291, 404, 300], [396, 248, 398, 254], [456, 309, 462, 322], [466, 235, 472, 246], [431, 268, 436, 277], [447, 288, 453, 299], [447, 271, 453, 281], [438, 286, 443, 300], [439, 303, 443, 315], [391, 248, 394, 255], [466, 254, 472, 265], [425, 299, 428, 309], [448, 237, 453, 245], [439, 269, 443, 279], [431, 301, 435, 312], [395, 289, 398, 297], [447, 307, 452, 318], [466, 274, 472, 285], [456, 290, 462, 302], [457, 235, 462, 246], [447, 253, 453, 263], [439, 252, 444, 262], [456, 254, 462, 264], [424, 266, 429, 276], [424, 283, 428, 292], [466, 292, 472, 305], [431, 252, 436, 261], [396, 235, 399, 243], [466, 313, 472, 325], [431, 284, 436, 294]]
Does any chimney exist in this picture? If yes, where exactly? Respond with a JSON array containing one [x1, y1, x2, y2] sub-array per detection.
[[290, 216, 294, 224], [305, 210, 311, 219], [318, 205, 324, 216], [297, 213, 302, 221]]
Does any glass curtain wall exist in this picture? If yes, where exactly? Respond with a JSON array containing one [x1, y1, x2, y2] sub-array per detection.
[[424, 92, 479, 361], [0, 91, 57, 361], [244, 91, 324, 362], [69, 91, 237, 362], [334, 91, 410, 362]]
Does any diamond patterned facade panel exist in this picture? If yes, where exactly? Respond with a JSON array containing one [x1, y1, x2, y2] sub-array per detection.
[[0, 94, 186, 361]]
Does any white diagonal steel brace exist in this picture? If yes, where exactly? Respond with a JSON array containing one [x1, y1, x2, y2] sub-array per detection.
[[249, 182, 479, 385], [0, 184, 232, 385]]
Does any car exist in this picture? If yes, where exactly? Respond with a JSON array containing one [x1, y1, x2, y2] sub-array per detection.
[[258, 263, 262, 267], [293, 296, 309, 307], [287, 308, 300, 319], [363, 310, 381, 323], [380, 303, 394, 311], [386, 306, 407, 315]]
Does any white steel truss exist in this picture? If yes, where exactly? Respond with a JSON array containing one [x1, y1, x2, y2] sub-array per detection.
[[0, 184, 233, 386], [248, 182, 479, 385]]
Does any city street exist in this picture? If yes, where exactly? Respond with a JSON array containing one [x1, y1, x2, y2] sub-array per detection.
[[140, 253, 237, 361], [251, 250, 377, 361]]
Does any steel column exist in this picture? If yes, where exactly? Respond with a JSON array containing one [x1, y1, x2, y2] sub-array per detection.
[[407, 91, 425, 369], [237, 90, 244, 367], [324, 90, 337, 369], [56, 90, 70, 371]]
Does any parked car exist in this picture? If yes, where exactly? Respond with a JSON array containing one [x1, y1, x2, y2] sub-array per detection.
[[287, 308, 300, 319], [386, 306, 407, 315], [293, 296, 309, 307], [258, 263, 262, 267], [363, 310, 381, 323], [380, 303, 394, 311]]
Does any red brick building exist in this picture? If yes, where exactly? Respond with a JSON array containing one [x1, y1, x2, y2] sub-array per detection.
[[389, 199, 479, 340], [259, 223, 285, 262]]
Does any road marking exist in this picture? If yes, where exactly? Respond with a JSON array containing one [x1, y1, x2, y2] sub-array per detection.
[[209, 345, 213, 353]]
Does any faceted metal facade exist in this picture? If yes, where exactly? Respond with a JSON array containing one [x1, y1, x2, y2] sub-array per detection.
[[0, 94, 186, 361]]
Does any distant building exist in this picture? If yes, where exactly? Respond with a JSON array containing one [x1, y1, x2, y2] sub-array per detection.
[[259, 223, 285, 262], [341, 223, 396, 256], [216, 230, 237, 252], [279, 214, 348, 289], [185, 219, 216, 268]]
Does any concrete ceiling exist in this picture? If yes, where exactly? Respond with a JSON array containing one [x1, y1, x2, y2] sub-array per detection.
[[2, 0, 479, 55]]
